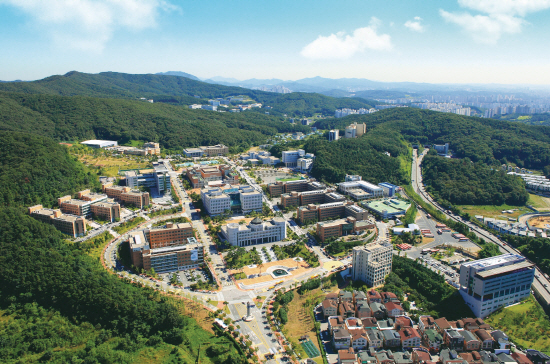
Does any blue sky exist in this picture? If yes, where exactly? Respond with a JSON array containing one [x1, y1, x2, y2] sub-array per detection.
[[1, 0, 550, 84]]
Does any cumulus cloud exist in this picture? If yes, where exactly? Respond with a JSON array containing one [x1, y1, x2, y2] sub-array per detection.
[[441, 0, 550, 44], [300, 17, 392, 60], [0, 0, 177, 51], [404, 16, 424, 32]]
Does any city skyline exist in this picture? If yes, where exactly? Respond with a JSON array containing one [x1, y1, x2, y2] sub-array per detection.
[[2, 0, 550, 85]]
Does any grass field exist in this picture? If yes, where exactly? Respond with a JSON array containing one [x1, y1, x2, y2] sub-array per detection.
[[529, 193, 550, 211], [458, 204, 531, 219], [485, 296, 550, 353], [77, 154, 152, 177]]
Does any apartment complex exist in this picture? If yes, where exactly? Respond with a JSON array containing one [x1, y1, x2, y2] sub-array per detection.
[[338, 180, 384, 200], [28, 205, 87, 238], [183, 144, 229, 157], [185, 164, 238, 188], [345, 122, 367, 138], [130, 222, 203, 273], [267, 179, 324, 197], [221, 217, 286, 247], [201, 185, 262, 215], [459, 254, 535, 318], [125, 162, 171, 194], [297, 201, 371, 225], [352, 242, 393, 287], [102, 184, 150, 208]]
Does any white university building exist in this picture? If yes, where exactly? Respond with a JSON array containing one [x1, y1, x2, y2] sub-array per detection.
[[352, 241, 393, 287], [459, 254, 535, 318], [222, 217, 286, 247]]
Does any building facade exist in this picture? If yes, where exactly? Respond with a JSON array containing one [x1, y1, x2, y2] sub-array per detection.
[[282, 149, 305, 167], [221, 217, 286, 247], [352, 242, 393, 287], [28, 205, 87, 238]]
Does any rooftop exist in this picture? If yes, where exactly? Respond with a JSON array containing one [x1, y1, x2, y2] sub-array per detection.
[[476, 261, 534, 279]]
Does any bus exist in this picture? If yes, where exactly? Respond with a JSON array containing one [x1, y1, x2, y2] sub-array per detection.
[[426, 214, 431, 219], [437, 229, 442, 235]]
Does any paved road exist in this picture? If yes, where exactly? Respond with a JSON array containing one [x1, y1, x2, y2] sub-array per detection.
[[412, 149, 550, 305]]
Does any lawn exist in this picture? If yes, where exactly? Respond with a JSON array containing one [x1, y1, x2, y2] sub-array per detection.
[[485, 296, 550, 353], [277, 177, 303, 182], [458, 204, 531, 220], [77, 154, 152, 177], [529, 193, 550, 211]]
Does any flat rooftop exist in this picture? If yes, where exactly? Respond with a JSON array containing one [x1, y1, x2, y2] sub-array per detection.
[[476, 261, 534, 278], [463, 253, 524, 270], [365, 199, 410, 214]]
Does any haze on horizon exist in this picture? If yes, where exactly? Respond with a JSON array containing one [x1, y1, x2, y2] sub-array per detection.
[[2, 0, 550, 85]]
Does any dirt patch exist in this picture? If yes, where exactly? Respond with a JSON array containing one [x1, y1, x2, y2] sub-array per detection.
[[528, 215, 550, 229]]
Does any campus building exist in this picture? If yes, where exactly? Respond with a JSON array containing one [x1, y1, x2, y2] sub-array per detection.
[[81, 140, 118, 148], [363, 199, 411, 219], [459, 254, 535, 318], [185, 164, 238, 189], [297, 201, 371, 225], [221, 217, 286, 247], [125, 162, 171, 194], [117, 142, 160, 156], [267, 179, 325, 197], [102, 184, 150, 208], [338, 180, 384, 200], [201, 185, 263, 215], [345, 122, 367, 138], [317, 217, 357, 241], [378, 182, 400, 197], [90, 201, 121, 222], [329, 130, 340, 141], [129, 222, 203, 273], [280, 189, 345, 209], [183, 144, 229, 157], [352, 242, 393, 287], [58, 194, 108, 218], [281, 149, 305, 167], [28, 205, 87, 238]]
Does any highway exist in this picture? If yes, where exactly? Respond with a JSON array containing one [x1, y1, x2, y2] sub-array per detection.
[[412, 149, 550, 306]]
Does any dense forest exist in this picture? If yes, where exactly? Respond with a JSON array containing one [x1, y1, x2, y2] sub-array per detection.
[[314, 108, 550, 170], [492, 113, 550, 126], [0, 71, 376, 117], [0, 131, 243, 363], [421, 151, 529, 206], [0, 131, 100, 207], [0, 91, 309, 150], [302, 126, 410, 184]]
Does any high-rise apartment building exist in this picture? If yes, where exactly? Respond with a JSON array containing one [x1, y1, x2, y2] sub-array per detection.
[[352, 242, 393, 287], [459, 254, 534, 318]]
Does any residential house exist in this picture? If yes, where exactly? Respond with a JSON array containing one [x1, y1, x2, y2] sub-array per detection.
[[329, 316, 346, 334], [440, 349, 469, 364], [512, 352, 534, 364], [378, 318, 395, 331], [367, 290, 382, 303], [361, 317, 378, 329], [356, 301, 373, 319], [474, 329, 494, 351], [366, 328, 384, 349], [338, 348, 356, 364], [323, 299, 338, 318], [339, 301, 356, 318], [412, 349, 433, 364], [491, 331, 511, 354], [394, 316, 413, 330], [423, 329, 443, 353], [400, 327, 422, 349], [358, 349, 378, 364], [354, 291, 368, 304], [350, 329, 369, 350], [340, 291, 354, 303], [394, 351, 413, 364], [385, 302, 405, 318], [418, 316, 437, 333], [435, 318, 451, 334], [375, 350, 395, 364], [459, 352, 483, 364], [460, 330, 481, 351], [333, 328, 352, 350], [497, 353, 516, 364], [479, 350, 499, 363], [526, 350, 550, 364], [445, 329, 465, 352], [382, 292, 400, 303], [370, 302, 387, 320], [382, 329, 401, 348], [326, 292, 339, 301]]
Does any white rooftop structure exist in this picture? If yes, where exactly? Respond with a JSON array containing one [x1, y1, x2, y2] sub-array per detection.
[[81, 140, 118, 148]]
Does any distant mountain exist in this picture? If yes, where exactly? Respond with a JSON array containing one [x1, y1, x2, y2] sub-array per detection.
[[155, 71, 200, 81]]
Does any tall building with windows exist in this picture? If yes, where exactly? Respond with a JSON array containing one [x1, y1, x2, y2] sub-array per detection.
[[28, 205, 87, 238], [329, 130, 340, 141], [201, 185, 262, 215], [459, 254, 534, 318], [125, 162, 170, 194], [352, 242, 393, 287]]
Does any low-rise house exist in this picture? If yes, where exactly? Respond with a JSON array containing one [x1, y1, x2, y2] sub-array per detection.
[[491, 331, 511, 354], [385, 302, 405, 318], [378, 318, 395, 330], [440, 349, 469, 364], [366, 328, 384, 349], [326, 292, 339, 301], [445, 329, 465, 352], [367, 290, 382, 303], [375, 350, 395, 364], [358, 349, 378, 364], [329, 316, 346, 334], [435, 318, 451, 334], [323, 299, 338, 318], [474, 329, 494, 350], [350, 329, 368, 350], [354, 291, 368, 303], [412, 349, 433, 364], [497, 353, 516, 364], [423, 329, 443, 353], [340, 291, 354, 303], [418, 316, 436, 333], [356, 301, 373, 319], [526, 350, 550, 364], [370, 302, 387, 320], [459, 351, 483, 364], [394, 351, 413, 364], [362, 317, 378, 329], [460, 330, 481, 351], [382, 329, 401, 348], [462, 318, 490, 331], [339, 301, 356, 318], [512, 351, 534, 364], [338, 347, 356, 364], [394, 316, 413, 330], [382, 292, 400, 303], [333, 328, 352, 350], [400, 327, 421, 349]]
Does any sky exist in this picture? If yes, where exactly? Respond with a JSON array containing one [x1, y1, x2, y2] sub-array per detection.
[[1, 0, 550, 84]]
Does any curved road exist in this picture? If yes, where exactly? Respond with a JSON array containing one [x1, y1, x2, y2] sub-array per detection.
[[412, 149, 550, 306]]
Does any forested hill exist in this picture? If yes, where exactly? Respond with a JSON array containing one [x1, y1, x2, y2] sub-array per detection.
[[0, 91, 309, 150], [314, 108, 550, 170], [0, 71, 377, 117]]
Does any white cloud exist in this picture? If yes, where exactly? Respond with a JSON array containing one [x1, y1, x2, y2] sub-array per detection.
[[0, 0, 176, 51], [404, 16, 424, 32], [300, 17, 392, 60], [441, 0, 550, 44]]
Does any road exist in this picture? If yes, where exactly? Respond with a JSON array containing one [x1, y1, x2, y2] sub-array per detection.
[[412, 149, 550, 305]]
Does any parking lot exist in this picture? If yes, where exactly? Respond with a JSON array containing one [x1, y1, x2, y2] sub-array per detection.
[[158, 267, 213, 288]]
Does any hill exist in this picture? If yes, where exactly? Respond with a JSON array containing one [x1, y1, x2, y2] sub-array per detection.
[[0, 71, 377, 117], [0, 130, 244, 363], [0, 91, 309, 151], [155, 71, 201, 81]]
